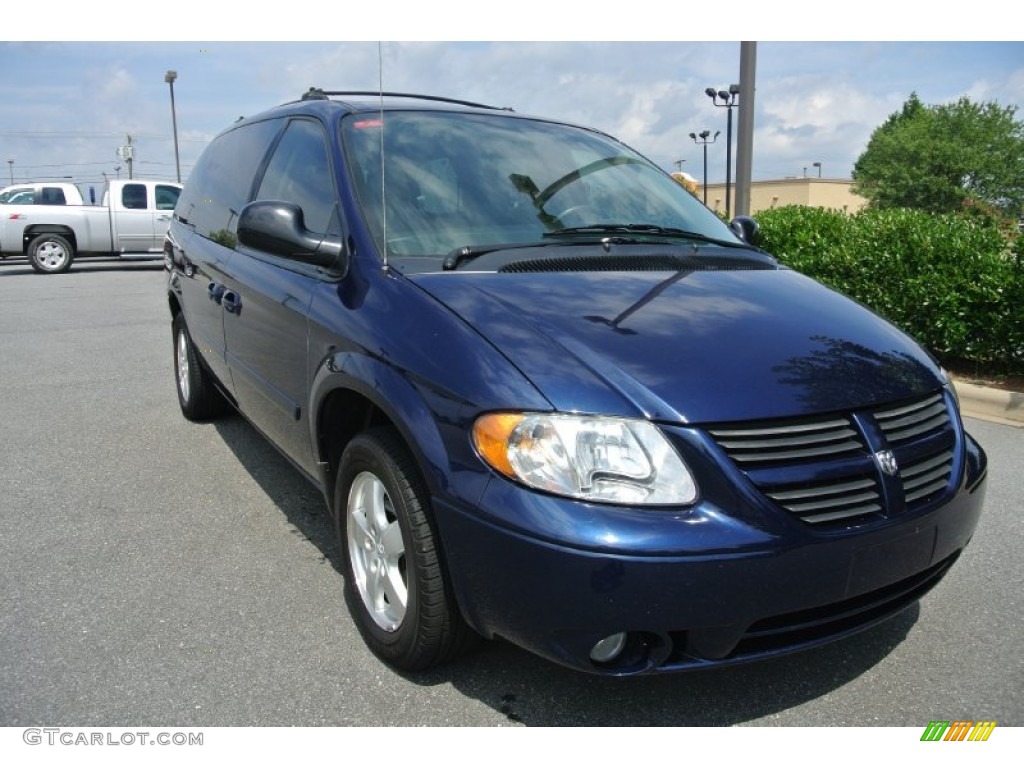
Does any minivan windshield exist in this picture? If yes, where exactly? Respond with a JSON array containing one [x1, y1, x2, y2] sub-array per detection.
[[341, 110, 740, 267]]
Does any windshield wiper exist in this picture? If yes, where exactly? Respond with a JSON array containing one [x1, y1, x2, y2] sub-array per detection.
[[543, 223, 746, 249], [442, 241, 552, 270], [443, 224, 746, 271]]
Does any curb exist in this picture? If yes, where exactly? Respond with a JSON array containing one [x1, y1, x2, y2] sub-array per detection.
[[952, 378, 1024, 427]]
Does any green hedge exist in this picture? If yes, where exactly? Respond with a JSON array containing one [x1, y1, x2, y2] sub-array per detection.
[[754, 206, 1023, 373]]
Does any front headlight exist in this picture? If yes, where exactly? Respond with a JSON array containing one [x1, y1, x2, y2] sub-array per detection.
[[473, 412, 697, 506]]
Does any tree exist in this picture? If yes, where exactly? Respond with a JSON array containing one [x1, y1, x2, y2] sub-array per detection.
[[853, 93, 1024, 217]]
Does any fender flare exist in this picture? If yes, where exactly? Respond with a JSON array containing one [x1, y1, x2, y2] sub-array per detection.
[[308, 350, 454, 501]]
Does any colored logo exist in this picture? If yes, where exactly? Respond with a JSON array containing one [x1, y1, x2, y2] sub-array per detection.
[[920, 721, 997, 741]]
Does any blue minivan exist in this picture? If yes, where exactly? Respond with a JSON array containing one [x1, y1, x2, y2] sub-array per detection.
[[165, 89, 987, 675]]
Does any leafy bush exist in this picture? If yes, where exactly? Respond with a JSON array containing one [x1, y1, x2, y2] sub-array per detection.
[[756, 205, 1023, 373]]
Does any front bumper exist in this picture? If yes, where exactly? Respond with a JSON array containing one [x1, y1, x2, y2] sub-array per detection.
[[435, 432, 987, 675]]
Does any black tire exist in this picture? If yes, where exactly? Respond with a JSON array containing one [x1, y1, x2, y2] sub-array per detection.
[[336, 427, 476, 671], [172, 313, 227, 421], [27, 233, 74, 274]]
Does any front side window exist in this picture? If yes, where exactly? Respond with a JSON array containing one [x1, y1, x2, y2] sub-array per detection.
[[256, 118, 336, 235], [341, 111, 737, 268], [155, 185, 181, 210]]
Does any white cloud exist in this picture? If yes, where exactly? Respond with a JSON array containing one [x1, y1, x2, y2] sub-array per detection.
[[1, 41, 1020, 188]]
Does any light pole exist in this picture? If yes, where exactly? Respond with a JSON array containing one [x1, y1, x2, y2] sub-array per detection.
[[689, 129, 719, 205], [812, 161, 822, 178], [165, 70, 181, 183], [7, 159, 12, 185], [705, 85, 739, 219]]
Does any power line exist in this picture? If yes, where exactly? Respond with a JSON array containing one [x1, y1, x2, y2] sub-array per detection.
[[0, 130, 210, 143]]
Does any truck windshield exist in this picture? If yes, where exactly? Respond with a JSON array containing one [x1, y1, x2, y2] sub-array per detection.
[[340, 111, 738, 266]]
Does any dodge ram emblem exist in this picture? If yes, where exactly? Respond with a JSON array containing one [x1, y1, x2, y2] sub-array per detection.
[[875, 450, 899, 476]]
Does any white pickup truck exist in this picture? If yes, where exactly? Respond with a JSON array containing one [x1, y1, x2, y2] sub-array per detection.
[[0, 179, 183, 273]]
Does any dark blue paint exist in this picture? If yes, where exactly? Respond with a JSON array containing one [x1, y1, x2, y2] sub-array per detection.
[[167, 95, 987, 675]]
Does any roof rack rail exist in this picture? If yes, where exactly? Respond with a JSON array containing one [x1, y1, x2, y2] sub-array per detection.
[[300, 87, 512, 111]]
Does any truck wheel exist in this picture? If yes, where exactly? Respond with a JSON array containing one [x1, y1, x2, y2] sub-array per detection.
[[28, 234, 74, 274], [172, 314, 228, 421], [336, 428, 477, 671]]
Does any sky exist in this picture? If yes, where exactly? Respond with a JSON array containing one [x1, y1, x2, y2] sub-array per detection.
[[2, 7, 1022, 194]]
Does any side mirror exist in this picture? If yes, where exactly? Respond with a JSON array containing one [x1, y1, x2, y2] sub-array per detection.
[[237, 200, 347, 273], [729, 215, 760, 246]]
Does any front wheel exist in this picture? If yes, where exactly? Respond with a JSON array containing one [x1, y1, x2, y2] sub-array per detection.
[[27, 234, 74, 274], [337, 428, 476, 671]]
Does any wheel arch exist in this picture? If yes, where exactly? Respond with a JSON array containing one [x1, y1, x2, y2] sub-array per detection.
[[310, 352, 453, 520], [23, 225, 77, 254], [168, 291, 183, 321]]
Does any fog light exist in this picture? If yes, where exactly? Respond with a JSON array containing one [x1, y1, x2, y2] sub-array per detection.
[[589, 632, 628, 664]]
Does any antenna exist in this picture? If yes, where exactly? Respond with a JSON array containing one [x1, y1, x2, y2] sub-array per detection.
[[378, 42, 388, 272]]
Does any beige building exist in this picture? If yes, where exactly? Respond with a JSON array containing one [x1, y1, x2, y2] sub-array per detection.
[[699, 178, 868, 216]]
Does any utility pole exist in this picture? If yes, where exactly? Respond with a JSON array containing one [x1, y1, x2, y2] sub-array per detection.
[[165, 70, 181, 183], [117, 135, 135, 180], [734, 42, 757, 217]]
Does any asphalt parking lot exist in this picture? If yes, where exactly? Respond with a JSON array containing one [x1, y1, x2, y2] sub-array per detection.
[[1, 256, 1021, 727]]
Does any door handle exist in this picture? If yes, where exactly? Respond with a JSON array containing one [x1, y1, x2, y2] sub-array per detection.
[[207, 282, 224, 303], [222, 290, 242, 314]]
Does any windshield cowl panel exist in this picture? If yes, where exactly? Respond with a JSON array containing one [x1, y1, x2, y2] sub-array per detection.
[[340, 110, 741, 270]]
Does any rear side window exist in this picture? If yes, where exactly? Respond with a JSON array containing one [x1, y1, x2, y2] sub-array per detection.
[[122, 184, 148, 210], [177, 118, 283, 241], [255, 118, 335, 235], [39, 187, 67, 205]]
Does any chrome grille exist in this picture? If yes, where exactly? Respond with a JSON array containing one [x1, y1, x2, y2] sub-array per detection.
[[708, 416, 863, 466], [874, 392, 955, 510], [764, 476, 882, 524], [874, 393, 949, 443], [902, 448, 955, 505], [707, 390, 957, 527]]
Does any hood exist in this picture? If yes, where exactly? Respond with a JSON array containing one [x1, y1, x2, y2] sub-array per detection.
[[410, 266, 943, 424]]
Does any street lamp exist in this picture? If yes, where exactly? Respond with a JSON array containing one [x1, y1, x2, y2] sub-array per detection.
[[7, 159, 12, 185], [689, 129, 719, 205], [705, 84, 740, 219], [165, 70, 181, 183], [812, 161, 822, 178]]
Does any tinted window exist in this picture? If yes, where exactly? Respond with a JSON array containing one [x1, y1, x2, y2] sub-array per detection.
[[255, 119, 335, 234], [176, 118, 283, 240], [155, 185, 181, 210], [39, 187, 67, 205], [122, 184, 148, 210]]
